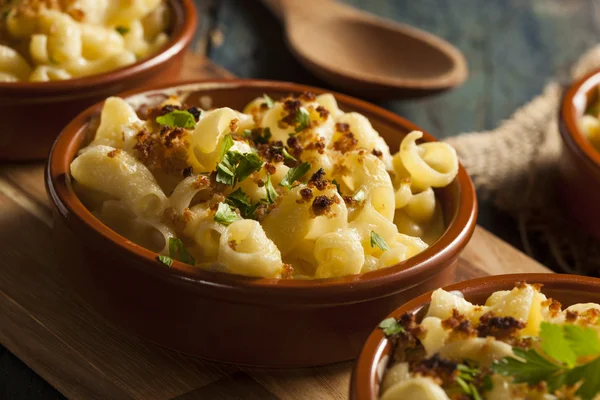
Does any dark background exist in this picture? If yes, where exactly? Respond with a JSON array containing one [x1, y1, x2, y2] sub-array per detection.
[[2, 0, 600, 398]]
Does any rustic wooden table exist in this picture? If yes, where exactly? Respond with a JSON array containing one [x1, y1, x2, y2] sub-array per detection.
[[1, 0, 599, 399]]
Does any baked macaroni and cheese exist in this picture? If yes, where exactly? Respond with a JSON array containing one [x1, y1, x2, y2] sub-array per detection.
[[70, 92, 459, 279], [378, 283, 600, 400], [0, 0, 169, 82], [581, 94, 600, 152]]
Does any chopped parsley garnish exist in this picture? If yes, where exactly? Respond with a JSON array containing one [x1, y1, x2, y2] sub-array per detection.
[[168, 238, 195, 266], [216, 135, 263, 186], [220, 134, 234, 161], [455, 364, 490, 400], [115, 26, 130, 35], [332, 179, 342, 194], [370, 231, 389, 251], [226, 188, 269, 219], [157, 238, 195, 267], [279, 162, 311, 188], [263, 94, 275, 108], [226, 188, 252, 212], [214, 202, 240, 226], [295, 107, 310, 132], [379, 318, 404, 336], [157, 255, 173, 267], [245, 201, 265, 220], [243, 127, 272, 144], [492, 322, 600, 399], [281, 147, 297, 163], [265, 173, 278, 204], [156, 110, 197, 129], [236, 152, 264, 182]]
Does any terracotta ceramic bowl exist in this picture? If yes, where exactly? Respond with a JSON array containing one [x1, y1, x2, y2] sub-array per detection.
[[350, 273, 600, 400], [0, 0, 196, 161], [558, 68, 600, 240], [46, 80, 477, 367]]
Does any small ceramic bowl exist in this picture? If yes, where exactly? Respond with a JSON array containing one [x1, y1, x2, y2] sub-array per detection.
[[350, 273, 600, 400], [46, 80, 477, 367], [558, 68, 600, 240], [0, 0, 196, 161]]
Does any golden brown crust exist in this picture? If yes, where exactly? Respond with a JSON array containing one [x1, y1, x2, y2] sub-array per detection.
[[477, 312, 526, 340], [297, 188, 313, 204], [307, 168, 328, 191], [133, 126, 191, 176], [332, 131, 358, 153], [107, 149, 120, 158]]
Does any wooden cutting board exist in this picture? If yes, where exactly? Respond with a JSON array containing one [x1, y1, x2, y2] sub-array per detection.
[[0, 54, 550, 400]]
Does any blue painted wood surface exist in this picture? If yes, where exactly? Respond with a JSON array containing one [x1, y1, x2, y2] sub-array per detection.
[[2, 1, 599, 398]]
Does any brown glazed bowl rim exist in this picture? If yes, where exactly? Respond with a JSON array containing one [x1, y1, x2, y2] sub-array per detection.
[[559, 68, 600, 171], [0, 0, 196, 95], [350, 273, 600, 400], [46, 79, 477, 305]]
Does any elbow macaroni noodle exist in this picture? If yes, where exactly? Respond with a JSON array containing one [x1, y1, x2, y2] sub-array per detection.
[[70, 92, 459, 279], [379, 284, 600, 400], [0, 0, 169, 82]]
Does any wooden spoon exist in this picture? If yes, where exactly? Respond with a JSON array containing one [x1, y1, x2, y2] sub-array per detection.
[[263, 0, 468, 99]]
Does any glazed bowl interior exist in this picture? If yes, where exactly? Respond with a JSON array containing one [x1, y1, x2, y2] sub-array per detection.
[[47, 80, 477, 304], [351, 273, 600, 400], [0, 0, 195, 98]]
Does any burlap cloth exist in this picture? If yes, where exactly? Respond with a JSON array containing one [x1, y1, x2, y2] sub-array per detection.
[[443, 45, 600, 277]]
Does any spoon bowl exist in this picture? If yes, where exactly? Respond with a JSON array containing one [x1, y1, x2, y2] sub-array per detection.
[[264, 0, 468, 98]]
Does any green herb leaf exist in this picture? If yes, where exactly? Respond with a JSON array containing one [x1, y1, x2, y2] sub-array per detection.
[[243, 127, 272, 144], [263, 94, 275, 108], [491, 347, 563, 385], [455, 364, 487, 400], [282, 147, 297, 163], [235, 152, 263, 183], [332, 179, 342, 194], [220, 134, 234, 162], [157, 255, 173, 267], [353, 188, 367, 202], [216, 160, 236, 185], [214, 202, 240, 226], [295, 107, 310, 132], [566, 357, 600, 400], [470, 383, 483, 400], [564, 324, 600, 357], [156, 110, 197, 129], [168, 238, 195, 266], [540, 322, 577, 367], [265, 173, 278, 204], [245, 201, 264, 220], [115, 26, 130, 35], [455, 376, 471, 394], [279, 162, 311, 188], [226, 188, 252, 215], [370, 231, 390, 251], [378, 318, 404, 336]]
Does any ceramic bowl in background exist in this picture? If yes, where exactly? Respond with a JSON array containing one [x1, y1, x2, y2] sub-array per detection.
[[0, 0, 197, 161], [558, 68, 600, 241], [350, 273, 600, 400], [46, 80, 477, 367]]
